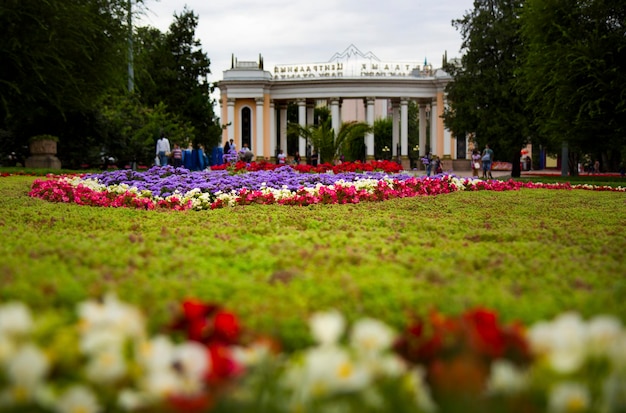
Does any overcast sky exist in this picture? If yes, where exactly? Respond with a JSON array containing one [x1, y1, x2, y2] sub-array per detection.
[[136, 0, 474, 89]]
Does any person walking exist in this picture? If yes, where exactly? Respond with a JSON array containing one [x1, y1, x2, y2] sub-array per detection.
[[482, 144, 494, 179], [277, 149, 286, 165], [471, 149, 481, 178], [171, 143, 183, 168], [423, 153, 432, 177], [156, 133, 171, 167]]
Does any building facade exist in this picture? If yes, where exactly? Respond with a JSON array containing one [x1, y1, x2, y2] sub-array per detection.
[[216, 45, 466, 167]]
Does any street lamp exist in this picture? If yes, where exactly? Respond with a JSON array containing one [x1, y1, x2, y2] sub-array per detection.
[[382, 145, 390, 160], [411, 145, 420, 169]]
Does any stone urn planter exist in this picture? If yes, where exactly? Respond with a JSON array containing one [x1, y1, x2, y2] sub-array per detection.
[[25, 135, 62, 169]]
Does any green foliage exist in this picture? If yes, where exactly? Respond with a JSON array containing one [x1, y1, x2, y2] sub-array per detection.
[[517, 0, 626, 171], [134, 8, 221, 150], [1, 176, 625, 351], [29, 135, 59, 143], [373, 118, 392, 160], [0, 1, 221, 168], [0, 0, 128, 134], [444, 0, 531, 178], [99, 94, 194, 166]]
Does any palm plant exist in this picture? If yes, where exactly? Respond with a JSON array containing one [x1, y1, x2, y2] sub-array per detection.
[[288, 117, 372, 164]]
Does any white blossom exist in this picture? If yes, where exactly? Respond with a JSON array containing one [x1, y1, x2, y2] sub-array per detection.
[[6, 343, 49, 388], [485, 359, 528, 395], [55, 385, 101, 413], [85, 346, 127, 384], [0, 301, 33, 337], [350, 318, 395, 356], [548, 382, 590, 413], [309, 311, 345, 347]]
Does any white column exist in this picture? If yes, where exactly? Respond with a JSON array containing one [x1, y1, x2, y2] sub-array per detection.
[[419, 103, 427, 156], [269, 100, 276, 159], [392, 101, 400, 159], [297, 98, 306, 155], [280, 104, 287, 154], [255, 97, 264, 157], [444, 128, 452, 157], [365, 97, 375, 157], [227, 98, 235, 145], [330, 98, 340, 134], [430, 100, 438, 156], [400, 99, 408, 156]]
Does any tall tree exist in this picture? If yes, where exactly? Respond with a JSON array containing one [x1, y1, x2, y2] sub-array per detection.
[[443, 0, 530, 177], [518, 0, 626, 173], [134, 8, 221, 150], [0, 0, 128, 149]]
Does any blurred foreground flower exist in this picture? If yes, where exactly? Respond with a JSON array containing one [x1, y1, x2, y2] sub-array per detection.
[[0, 299, 624, 412]]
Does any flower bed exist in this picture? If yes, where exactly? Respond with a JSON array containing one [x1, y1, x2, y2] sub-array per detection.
[[1, 296, 624, 413], [28, 164, 625, 211]]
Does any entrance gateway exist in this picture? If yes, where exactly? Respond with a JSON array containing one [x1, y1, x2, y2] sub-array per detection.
[[216, 45, 468, 168]]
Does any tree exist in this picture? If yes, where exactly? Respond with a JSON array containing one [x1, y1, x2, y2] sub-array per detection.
[[99, 93, 194, 167], [518, 0, 626, 173], [0, 0, 129, 160], [443, 0, 530, 177], [134, 8, 221, 150]]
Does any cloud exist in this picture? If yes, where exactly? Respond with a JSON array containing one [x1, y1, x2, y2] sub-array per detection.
[[135, 0, 473, 105]]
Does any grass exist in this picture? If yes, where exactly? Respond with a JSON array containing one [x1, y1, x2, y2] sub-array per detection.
[[1, 174, 625, 350]]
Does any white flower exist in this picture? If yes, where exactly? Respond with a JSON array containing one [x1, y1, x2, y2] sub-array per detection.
[[528, 313, 588, 374], [366, 354, 407, 378], [586, 315, 623, 357], [310, 311, 345, 346], [137, 340, 209, 399], [6, 343, 49, 388], [0, 302, 33, 337], [77, 294, 144, 340], [136, 335, 175, 372], [55, 385, 101, 413], [118, 389, 149, 411], [350, 318, 395, 356], [80, 329, 125, 355], [85, 346, 127, 383], [171, 341, 210, 381], [485, 359, 528, 395], [141, 368, 183, 398], [303, 346, 371, 395], [548, 382, 590, 413]]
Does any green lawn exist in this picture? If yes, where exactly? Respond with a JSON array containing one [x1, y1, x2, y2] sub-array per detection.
[[1, 175, 625, 349]]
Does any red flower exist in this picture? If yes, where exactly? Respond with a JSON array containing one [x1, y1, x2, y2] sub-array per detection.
[[213, 310, 240, 344], [463, 308, 506, 358], [206, 343, 242, 383]]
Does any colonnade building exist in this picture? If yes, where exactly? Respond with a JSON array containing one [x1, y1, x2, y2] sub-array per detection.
[[216, 45, 467, 168]]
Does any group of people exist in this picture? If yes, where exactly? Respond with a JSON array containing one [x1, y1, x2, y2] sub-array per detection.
[[155, 134, 208, 170], [422, 154, 443, 177], [224, 139, 254, 162], [277, 150, 302, 165], [471, 144, 494, 179]]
